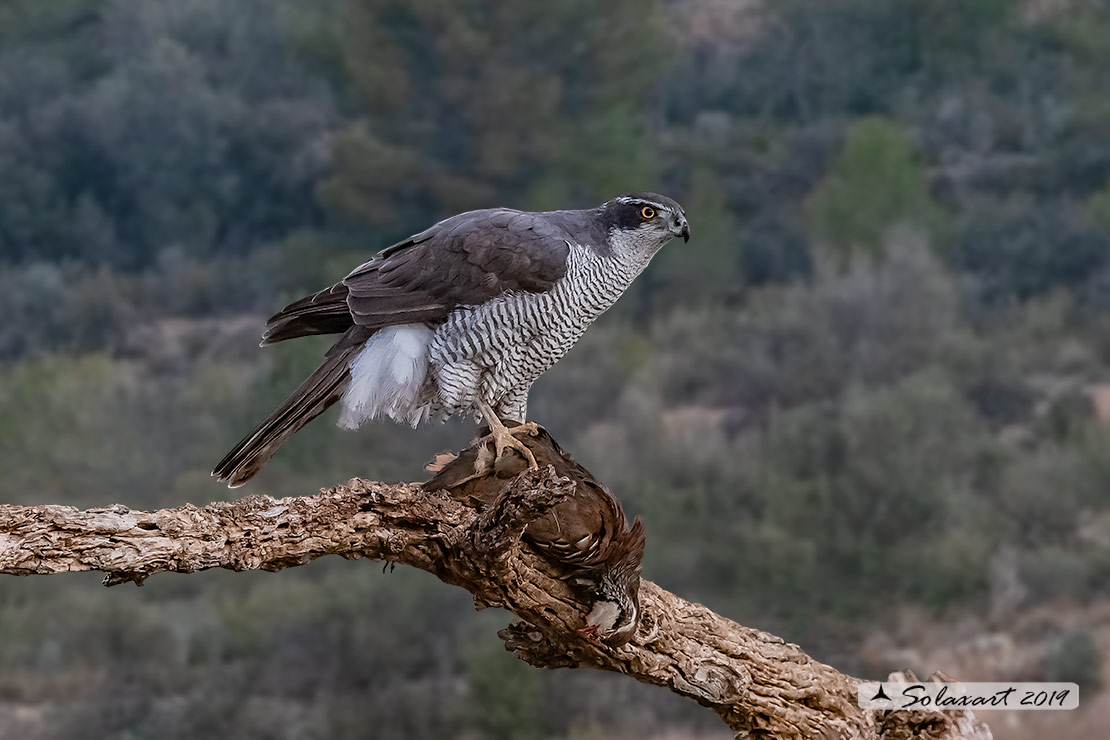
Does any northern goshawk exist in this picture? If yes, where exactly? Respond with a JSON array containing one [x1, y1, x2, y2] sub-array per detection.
[[213, 193, 689, 487]]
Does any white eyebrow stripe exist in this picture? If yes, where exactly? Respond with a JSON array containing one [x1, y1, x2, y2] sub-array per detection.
[[615, 196, 672, 211]]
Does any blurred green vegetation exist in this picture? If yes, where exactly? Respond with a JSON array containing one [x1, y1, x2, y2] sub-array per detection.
[[1042, 628, 1104, 690], [807, 117, 949, 259], [2, 1, 1110, 738]]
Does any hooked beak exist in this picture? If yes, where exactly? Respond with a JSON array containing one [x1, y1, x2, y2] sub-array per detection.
[[671, 216, 690, 243]]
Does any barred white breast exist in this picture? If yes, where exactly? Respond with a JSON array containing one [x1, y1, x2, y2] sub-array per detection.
[[427, 242, 649, 421]]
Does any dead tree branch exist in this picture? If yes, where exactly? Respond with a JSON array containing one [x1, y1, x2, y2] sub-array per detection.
[[0, 451, 991, 739]]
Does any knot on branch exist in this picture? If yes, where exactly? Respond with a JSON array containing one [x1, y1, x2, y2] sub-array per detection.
[[498, 621, 581, 669]]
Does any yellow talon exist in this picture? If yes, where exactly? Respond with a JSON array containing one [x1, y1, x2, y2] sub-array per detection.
[[475, 403, 540, 470]]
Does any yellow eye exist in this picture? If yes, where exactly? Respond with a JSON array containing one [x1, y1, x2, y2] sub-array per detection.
[[640, 206, 655, 219]]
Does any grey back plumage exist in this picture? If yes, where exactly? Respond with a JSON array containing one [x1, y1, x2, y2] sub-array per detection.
[[263, 208, 575, 345]]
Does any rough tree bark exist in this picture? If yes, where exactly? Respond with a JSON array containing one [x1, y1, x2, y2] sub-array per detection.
[[0, 455, 992, 739]]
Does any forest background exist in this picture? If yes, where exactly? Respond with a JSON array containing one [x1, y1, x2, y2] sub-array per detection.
[[1, 1, 1108, 738]]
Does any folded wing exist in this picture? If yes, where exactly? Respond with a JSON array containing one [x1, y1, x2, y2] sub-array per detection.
[[262, 209, 571, 345]]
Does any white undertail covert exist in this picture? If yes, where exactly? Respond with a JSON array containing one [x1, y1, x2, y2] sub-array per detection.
[[338, 324, 434, 429]]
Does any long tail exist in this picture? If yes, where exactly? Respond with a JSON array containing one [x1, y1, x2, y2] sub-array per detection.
[[212, 329, 367, 488]]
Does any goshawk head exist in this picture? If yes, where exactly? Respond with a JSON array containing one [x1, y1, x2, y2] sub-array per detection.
[[599, 192, 690, 260]]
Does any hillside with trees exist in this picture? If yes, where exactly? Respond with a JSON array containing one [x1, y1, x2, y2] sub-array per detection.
[[1, 1, 1108, 738]]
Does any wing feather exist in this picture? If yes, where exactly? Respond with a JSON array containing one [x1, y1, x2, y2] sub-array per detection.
[[260, 208, 571, 345]]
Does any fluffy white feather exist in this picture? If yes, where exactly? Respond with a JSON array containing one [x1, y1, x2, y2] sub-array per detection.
[[338, 324, 434, 430]]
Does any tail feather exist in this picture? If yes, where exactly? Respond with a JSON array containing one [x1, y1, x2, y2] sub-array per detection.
[[260, 284, 352, 346], [212, 332, 365, 488]]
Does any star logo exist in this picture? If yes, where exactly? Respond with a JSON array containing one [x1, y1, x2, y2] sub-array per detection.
[[871, 684, 891, 702]]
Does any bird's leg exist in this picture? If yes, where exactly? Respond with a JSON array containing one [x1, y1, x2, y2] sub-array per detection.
[[475, 401, 539, 470]]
